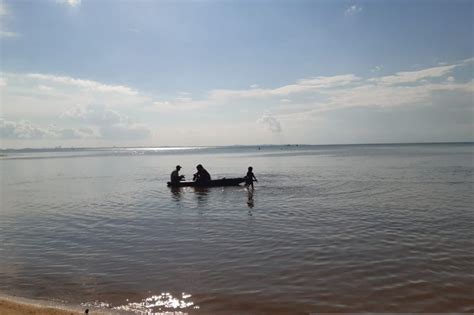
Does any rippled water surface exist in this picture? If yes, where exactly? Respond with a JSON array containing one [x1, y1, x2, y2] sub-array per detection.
[[1, 144, 473, 314]]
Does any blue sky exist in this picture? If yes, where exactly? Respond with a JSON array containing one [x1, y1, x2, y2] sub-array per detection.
[[1, 0, 473, 148]]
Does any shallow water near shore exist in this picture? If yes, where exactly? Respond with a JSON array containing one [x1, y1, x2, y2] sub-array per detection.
[[1, 143, 473, 314]]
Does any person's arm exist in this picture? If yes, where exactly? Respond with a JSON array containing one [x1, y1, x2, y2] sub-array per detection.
[[253, 173, 258, 182]]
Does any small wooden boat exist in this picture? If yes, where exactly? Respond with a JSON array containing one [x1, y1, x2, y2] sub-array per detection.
[[167, 177, 246, 187]]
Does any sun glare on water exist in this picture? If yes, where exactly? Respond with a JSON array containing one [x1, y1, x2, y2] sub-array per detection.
[[113, 292, 198, 314]]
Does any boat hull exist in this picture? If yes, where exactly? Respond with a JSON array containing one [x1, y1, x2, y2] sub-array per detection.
[[167, 177, 246, 187]]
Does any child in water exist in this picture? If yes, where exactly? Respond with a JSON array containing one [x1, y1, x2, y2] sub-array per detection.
[[245, 166, 258, 189]]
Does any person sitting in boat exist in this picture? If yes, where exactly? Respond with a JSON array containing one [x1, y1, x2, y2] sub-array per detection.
[[170, 165, 185, 183], [245, 166, 258, 189], [193, 164, 211, 183]]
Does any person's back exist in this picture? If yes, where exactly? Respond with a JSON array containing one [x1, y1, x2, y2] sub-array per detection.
[[194, 164, 211, 183], [199, 168, 211, 182]]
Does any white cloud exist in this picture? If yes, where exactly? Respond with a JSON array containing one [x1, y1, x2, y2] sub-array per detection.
[[278, 79, 474, 122], [208, 74, 361, 101], [461, 57, 474, 65], [296, 74, 361, 88], [0, 118, 93, 139], [345, 5, 362, 16], [257, 114, 282, 133], [27, 73, 139, 95], [62, 104, 124, 125], [146, 60, 471, 116], [0, 72, 153, 127], [1, 57, 472, 146], [1, 102, 152, 141], [371, 64, 457, 85], [58, 0, 81, 7], [62, 104, 152, 139], [149, 98, 214, 112]]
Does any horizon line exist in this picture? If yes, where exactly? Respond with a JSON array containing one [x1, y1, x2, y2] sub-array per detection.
[[1, 141, 473, 152]]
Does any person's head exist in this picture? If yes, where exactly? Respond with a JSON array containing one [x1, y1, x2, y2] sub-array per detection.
[[176, 165, 182, 170], [248, 166, 253, 171], [196, 164, 203, 170]]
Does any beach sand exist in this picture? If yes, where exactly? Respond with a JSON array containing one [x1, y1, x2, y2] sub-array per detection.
[[0, 298, 88, 315]]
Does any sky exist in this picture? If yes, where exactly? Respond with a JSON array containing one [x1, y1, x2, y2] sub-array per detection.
[[0, 0, 473, 148]]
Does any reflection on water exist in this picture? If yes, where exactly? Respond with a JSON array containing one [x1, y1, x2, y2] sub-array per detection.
[[246, 188, 254, 209], [83, 292, 198, 315], [113, 292, 198, 315], [171, 187, 183, 202], [193, 187, 209, 206]]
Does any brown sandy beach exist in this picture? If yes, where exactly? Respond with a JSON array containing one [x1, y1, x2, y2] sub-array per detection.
[[0, 296, 102, 315]]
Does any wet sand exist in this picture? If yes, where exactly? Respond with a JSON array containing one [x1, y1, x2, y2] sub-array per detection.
[[0, 297, 90, 315]]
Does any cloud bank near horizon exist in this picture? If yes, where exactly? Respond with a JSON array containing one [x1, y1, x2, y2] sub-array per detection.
[[0, 58, 473, 147]]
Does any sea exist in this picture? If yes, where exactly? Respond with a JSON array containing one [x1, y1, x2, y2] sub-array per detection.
[[0, 143, 473, 314]]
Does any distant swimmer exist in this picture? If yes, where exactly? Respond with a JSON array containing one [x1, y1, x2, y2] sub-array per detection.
[[193, 164, 211, 183], [170, 165, 185, 184], [245, 166, 258, 189]]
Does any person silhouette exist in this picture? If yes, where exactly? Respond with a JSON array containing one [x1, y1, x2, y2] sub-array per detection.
[[193, 164, 211, 184], [245, 166, 258, 189], [170, 165, 185, 184]]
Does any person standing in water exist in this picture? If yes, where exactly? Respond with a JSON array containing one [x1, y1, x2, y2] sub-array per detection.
[[245, 166, 258, 189], [170, 165, 185, 184]]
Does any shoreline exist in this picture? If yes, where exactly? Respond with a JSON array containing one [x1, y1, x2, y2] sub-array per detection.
[[0, 294, 113, 315]]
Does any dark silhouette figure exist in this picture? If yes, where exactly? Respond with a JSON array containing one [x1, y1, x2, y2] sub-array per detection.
[[193, 164, 211, 184], [170, 165, 185, 184], [245, 166, 258, 189]]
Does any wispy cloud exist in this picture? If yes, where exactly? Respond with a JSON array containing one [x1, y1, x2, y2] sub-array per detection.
[[208, 74, 361, 101], [0, 1, 9, 16], [58, 0, 81, 7], [27, 73, 139, 96], [345, 4, 362, 16], [370, 64, 457, 85], [0, 30, 17, 38], [146, 59, 472, 116], [0, 1, 18, 38], [371, 65, 383, 73]]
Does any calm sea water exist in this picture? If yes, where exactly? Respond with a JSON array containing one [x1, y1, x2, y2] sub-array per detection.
[[1, 144, 473, 314]]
